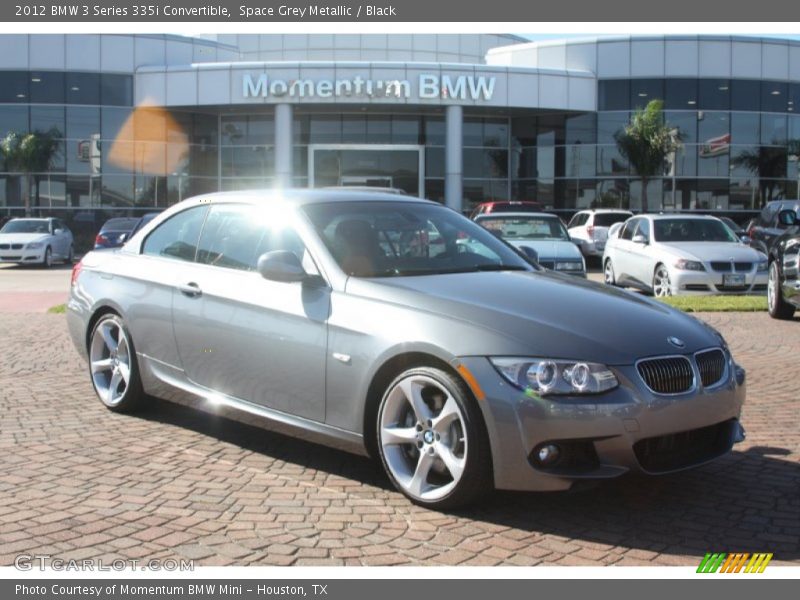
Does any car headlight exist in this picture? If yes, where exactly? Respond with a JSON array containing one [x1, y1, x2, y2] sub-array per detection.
[[26, 242, 43, 249], [756, 259, 768, 272], [489, 357, 618, 396], [673, 259, 706, 271], [555, 261, 584, 272]]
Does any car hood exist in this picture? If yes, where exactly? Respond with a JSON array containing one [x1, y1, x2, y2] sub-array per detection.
[[347, 270, 719, 365], [508, 240, 582, 261], [661, 242, 765, 262], [0, 233, 49, 244]]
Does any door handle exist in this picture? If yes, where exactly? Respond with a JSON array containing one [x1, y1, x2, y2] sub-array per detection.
[[177, 282, 202, 298]]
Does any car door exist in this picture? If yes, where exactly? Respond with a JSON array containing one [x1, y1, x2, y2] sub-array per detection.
[[627, 218, 654, 286], [54, 219, 71, 257], [612, 218, 640, 284], [171, 203, 330, 423]]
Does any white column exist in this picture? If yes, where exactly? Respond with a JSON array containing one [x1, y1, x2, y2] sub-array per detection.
[[274, 103, 293, 188], [445, 105, 463, 212]]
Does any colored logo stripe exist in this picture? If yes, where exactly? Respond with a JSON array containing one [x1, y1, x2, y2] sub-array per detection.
[[697, 552, 773, 573]]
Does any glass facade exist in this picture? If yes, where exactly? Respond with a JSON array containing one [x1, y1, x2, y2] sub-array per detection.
[[6, 68, 800, 251]]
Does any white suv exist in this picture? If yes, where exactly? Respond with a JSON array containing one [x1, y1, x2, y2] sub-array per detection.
[[567, 209, 633, 258]]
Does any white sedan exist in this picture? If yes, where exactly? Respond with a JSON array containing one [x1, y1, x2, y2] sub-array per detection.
[[602, 214, 768, 296], [0, 217, 74, 267]]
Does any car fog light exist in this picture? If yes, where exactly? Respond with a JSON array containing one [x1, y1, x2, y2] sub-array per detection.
[[536, 444, 560, 465]]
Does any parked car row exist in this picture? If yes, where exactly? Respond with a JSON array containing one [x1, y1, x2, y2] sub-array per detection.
[[0, 212, 161, 268]]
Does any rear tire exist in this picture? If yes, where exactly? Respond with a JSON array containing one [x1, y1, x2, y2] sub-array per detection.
[[603, 259, 616, 286], [88, 313, 149, 413], [66, 245, 74, 265], [768, 261, 796, 320], [376, 366, 492, 510]]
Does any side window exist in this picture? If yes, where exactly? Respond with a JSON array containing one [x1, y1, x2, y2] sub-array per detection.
[[567, 213, 582, 228], [142, 206, 208, 262], [620, 219, 638, 241], [196, 204, 316, 274], [196, 205, 268, 271], [636, 219, 651, 241], [761, 204, 777, 227]]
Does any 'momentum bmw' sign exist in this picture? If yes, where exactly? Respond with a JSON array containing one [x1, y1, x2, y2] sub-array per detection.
[[243, 73, 496, 101]]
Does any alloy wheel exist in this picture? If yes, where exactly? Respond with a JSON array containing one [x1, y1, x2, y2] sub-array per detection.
[[379, 374, 467, 502], [90, 319, 132, 407], [653, 265, 672, 297], [768, 262, 777, 312], [604, 260, 615, 285]]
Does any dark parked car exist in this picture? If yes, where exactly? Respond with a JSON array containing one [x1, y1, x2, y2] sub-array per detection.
[[94, 218, 141, 249], [767, 209, 800, 320], [748, 200, 800, 255]]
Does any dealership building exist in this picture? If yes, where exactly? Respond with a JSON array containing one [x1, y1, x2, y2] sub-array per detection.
[[3, 33, 800, 240]]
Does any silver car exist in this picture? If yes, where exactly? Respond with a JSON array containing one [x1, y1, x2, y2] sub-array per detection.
[[67, 190, 747, 509]]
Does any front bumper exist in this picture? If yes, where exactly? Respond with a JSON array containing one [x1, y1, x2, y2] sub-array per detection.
[[0, 249, 45, 263], [670, 268, 768, 295], [456, 354, 746, 492]]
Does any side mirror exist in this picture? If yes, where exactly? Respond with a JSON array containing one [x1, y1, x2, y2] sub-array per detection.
[[632, 234, 648, 245], [519, 245, 539, 264], [257, 251, 308, 283], [119, 233, 128, 243], [777, 209, 798, 227]]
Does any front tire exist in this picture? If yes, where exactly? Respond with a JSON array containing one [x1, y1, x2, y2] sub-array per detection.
[[89, 314, 148, 412], [42, 246, 52, 268], [768, 261, 796, 320], [653, 263, 672, 297], [376, 366, 492, 510]]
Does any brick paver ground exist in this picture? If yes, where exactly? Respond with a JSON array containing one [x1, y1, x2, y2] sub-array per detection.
[[0, 311, 797, 566]]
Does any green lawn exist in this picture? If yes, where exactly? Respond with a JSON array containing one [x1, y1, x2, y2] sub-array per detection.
[[657, 295, 767, 313], [47, 304, 66, 314]]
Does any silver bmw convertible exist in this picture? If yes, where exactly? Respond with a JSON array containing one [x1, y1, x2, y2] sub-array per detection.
[[67, 190, 747, 509]]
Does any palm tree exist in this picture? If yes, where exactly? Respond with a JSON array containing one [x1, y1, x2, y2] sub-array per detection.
[[731, 146, 788, 206], [614, 100, 681, 213], [1, 128, 62, 216]]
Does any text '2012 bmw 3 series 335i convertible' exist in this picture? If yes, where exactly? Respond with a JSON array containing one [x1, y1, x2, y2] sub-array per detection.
[[67, 190, 747, 509]]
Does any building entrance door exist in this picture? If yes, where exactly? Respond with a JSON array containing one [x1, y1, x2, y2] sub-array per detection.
[[309, 145, 424, 197]]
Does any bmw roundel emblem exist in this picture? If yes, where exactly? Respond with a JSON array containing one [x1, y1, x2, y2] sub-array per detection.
[[668, 336, 686, 349]]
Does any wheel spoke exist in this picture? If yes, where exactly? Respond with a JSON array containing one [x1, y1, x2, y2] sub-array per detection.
[[117, 362, 130, 385], [109, 370, 123, 400], [91, 358, 114, 373], [436, 443, 466, 481], [381, 425, 418, 446], [407, 451, 434, 497], [398, 378, 431, 423], [100, 324, 117, 353], [431, 396, 460, 433], [117, 335, 129, 361]]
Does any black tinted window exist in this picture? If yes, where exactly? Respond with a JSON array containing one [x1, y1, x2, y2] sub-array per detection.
[[619, 219, 638, 241], [592, 212, 631, 227], [142, 206, 207, 262]]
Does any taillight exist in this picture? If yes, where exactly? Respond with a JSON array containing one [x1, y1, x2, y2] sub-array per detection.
[[71, 260, 83, 287], [95, 233, 108, 246]]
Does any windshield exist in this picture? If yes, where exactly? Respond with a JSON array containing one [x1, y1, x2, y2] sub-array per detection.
[[0, 219, 50, 234], [593, 213, 631, 227], [653, 218, 739, 243], [478, 215, 569, 241], [304, 201, 533, 277]]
